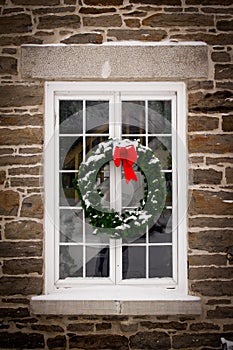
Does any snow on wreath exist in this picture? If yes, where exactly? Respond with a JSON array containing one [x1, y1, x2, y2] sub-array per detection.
[[73, 139, 166, 239]]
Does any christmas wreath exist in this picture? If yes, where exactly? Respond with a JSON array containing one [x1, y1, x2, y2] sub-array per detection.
[[73, 139, 166, 239]]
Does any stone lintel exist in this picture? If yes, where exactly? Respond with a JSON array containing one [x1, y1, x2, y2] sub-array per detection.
[[31, 297, 202, 316], [21, 43, 208, 81]]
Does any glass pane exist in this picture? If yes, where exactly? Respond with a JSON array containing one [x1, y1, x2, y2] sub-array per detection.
[[148, 100, 171, 134], [121, 165, 145, 208], [165, 172, 172, 207], [97, 164, 110, 209], [60, 136, 83, 171], [85, 219, 110, 244], [122, 246, 146, 279], [86, 246, 109, 277], [149, 208, 172, 243], [86, 101, 109, 134], [122, 136, 146, 146], [60, 172, 79, 206], [122, 230, 146, 244], [60, 209, 83, 243], [59, 245, 83, 279], [122, 101, 145, 134], [59, 100, 83, 134], [149, 246, 172, 278], [148, 136, 172, 170], [85, 136, 108, 157]]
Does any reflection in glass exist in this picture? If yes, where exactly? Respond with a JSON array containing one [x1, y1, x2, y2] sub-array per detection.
[[122, 230, 146, 244], [148, 101, 171, 134], [148, 136, 172, 170], [85, 220, 110, 244], [149, 208, 172, 243], [60, 209, 83, 243], [86, 246, 109, 277], [149, 246, 172, 278], [86, 101, 109, 134], [59, 136, 83, 170], [122, 246, 146, 279], [122, 101, 145, 134], [59, 100, 83, 134], [121, 166, 144, 208], [59, 245, 83, 279], [86, 136, 108, 157], [60, 173, 79, 206], [165, 172, 172, 207]]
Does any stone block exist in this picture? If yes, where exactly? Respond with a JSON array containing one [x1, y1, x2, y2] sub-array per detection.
[[189, 230, 233, 253], [189, 90, 233, 112], [0, 307, 30, 318], [21, 44, 208, 80], [3, 258, 43, 275], [223, 115, 233, 132], [0, 241, 42, 257], [83, 14, 122, 27], [84, 0, 123, 5], [5, 220, 43, 239], [0, 56, 17, 75], [0, 332, 44, 349], [207, 306, 233, 319], [0, 155, 42, 167], [32, 324, 64, 332], [191, 168, 222, 185], [211, 52, 231, 62], [188, 115, 219, 132], [226, 167, 233, 184], [79, 7, 116, 14], [11, 177, 42, 188], [130, 0, 181, 4], [32, 6, 76, 15], [38, 15, 81, 29], [215, 64, 233, 80], [173, 332, 221, 349], [0, 276, 43, 295], [0, 114, 43, 126], [96, 322, 112, 331], [124, 18, 141, 28], [191, 280, 233, 296], [189, 134, 233, 153], [130, 331, 170, 350], [142, 13, 214, 27], [0, 14, 32, 34], [12, 0, 60, 4], [189, 267, 233, 280], [140, 321, 187, 330], [62, 33, 103, 44], [0, 35, 43, 46], [0, 190, 19, 216], [69, 334, 128, 349], [189, 254, 227, 267], [186, 0, 233, 4], [217, 19, 233, 31], [0, 170, 6, 185], [47, 335, 67, 349], [20, 194, 43, 219], [9, 166, 42, 176], [0, 85, 43, 108], [190, 322, 220, 330], [189, 190, 233, 215], [67, 323, 94, 332], [0, 128, 43, 146], [107, 29, 167, 41], [171, 33, 233, 45]]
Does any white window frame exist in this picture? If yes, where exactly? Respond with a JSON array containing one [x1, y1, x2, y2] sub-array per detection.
[[44, 81, 188, 298]]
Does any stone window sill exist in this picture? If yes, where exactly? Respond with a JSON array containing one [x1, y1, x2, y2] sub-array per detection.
[[30, 287, 201, 316]]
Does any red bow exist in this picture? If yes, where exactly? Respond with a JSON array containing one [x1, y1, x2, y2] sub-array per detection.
[[113, 145, 138, 183]]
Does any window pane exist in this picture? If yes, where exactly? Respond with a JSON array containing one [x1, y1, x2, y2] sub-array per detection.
[[59, 136, 83, 171], [149, 246, 172, 278], [122, 101, 145, 134], [60, 209, 83, 243], [86, 246, 109, 277], [122, 246, 146, 279], [85, 220, 110, 244], [59, 100, 83, 134], [59, 172, 79, 206], [121, 165, 145, 208], [148, 100, 171, 134], [149, 208, 172, 243], [85, 136, 108, 157], [148, 136, 172, 170], [122, 231, 146, 244], [86, 101, 109, 134], [165, 172, 172, 207], [59, 245, 83, 279]]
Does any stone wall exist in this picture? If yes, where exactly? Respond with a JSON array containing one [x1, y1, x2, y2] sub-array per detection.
[[0, 0, 232, 349]]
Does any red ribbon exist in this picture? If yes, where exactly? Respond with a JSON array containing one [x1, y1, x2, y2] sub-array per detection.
[[113, 145, 138, 183]]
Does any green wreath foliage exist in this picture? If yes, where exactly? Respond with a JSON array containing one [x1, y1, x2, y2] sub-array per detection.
[[73, 139, 166, 239]]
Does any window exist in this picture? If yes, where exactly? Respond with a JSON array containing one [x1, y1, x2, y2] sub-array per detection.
[[45, 82, 187, 296]]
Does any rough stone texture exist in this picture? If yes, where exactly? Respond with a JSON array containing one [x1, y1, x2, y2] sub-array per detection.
[[0, 114, 43, 126], [215, 64, 233, 80], [189, 90, 233, 112], [21, 44, 208, 80], [0, 332, 44, 349], [5, 220, 43, 239], [189, 135, 233, 154], [0, 128, 43, 145], [222, 115, 233, 132], [0, 56, 18, 75], [38, 15, 81, 30], [226, 167, 233, 184], [107, 29, 167, 41], [142, 13, 214, 27], [47, 335, 67, 349], [130, 331, 171, 349], [0, 190, 19, 216], [0, 85, 43, 107], [188, 115, 219, 132], [0, 14, 32, 34], [0, 277, 43, 296], [69, 334, 128, 349], [62, 33, 103, 44], [84, 0, 123, 5], [83, 14, 122, 27], [191, 169, 222, 185], [191, 281, 233, 296], [0, 241, 42, 258], [20, 194, 43, 219], [2, 258, 43, 275]]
